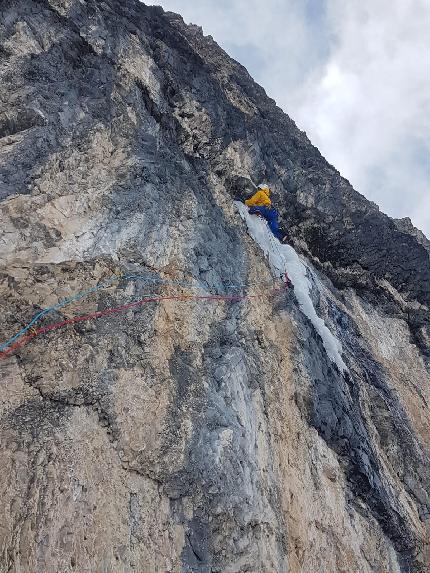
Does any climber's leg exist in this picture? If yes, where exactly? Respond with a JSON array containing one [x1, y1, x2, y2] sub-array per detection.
[[279, 228, 289, 243], [248, 206, 269, 218], [265, 209, 284, 240], [249, 206, 288, 242]]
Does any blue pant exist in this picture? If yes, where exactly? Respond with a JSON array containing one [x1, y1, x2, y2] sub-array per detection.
[[249, 206, 283, 240]]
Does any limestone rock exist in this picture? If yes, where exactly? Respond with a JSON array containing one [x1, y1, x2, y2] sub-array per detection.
[[0, 1, 429, 571]]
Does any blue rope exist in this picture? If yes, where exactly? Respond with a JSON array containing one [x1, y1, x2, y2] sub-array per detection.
[[0, 272, 275, 352], [0, 276, 119, 352]]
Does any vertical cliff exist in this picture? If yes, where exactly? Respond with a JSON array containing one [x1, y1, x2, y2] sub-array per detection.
[[0, 1, 429, 571]]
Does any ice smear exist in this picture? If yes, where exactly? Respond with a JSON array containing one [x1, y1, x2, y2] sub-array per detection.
[[236, 202, 347, 372]]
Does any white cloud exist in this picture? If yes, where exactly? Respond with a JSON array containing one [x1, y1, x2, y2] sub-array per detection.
[[157, 0, 430, 236], [295, 0, 430, 234]]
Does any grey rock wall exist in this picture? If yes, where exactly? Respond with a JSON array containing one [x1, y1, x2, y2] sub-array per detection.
[[0, 1, 429, 571]]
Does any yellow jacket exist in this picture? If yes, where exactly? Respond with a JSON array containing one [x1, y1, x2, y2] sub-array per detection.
[[245, 188, 271, 207]]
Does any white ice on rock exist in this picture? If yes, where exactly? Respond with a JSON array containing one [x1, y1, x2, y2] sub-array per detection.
[[236, 202, 347, 372]]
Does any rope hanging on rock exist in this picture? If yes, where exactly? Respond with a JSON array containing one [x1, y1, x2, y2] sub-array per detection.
[[0, 272, 282, 355], [0, 284, 285, 361], [0, 213, 292, 361]]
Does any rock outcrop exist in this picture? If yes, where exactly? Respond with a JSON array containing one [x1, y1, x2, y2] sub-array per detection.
[[0, 1, 429, 571]]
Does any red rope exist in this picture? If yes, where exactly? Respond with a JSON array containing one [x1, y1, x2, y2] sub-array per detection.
[[0, 333, 35, 359], [0, 289, 283, 361]]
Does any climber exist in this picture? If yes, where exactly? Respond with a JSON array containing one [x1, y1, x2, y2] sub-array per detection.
[[245, 184, 288, 243]]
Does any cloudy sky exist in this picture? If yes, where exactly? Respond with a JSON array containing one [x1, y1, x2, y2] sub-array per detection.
[[157, 0, 430, 236]]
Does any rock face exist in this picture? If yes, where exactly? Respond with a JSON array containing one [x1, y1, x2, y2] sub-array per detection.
[[0, 1, 429, 571]]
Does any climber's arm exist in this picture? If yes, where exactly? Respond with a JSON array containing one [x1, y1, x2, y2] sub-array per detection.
[[245, 190, 270, 207]]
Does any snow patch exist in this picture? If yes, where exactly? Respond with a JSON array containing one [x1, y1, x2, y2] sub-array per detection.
[[236, 202, 347, 372]]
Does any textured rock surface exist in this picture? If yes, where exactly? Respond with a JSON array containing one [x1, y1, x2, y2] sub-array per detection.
[[0, 1, 429, 571]]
